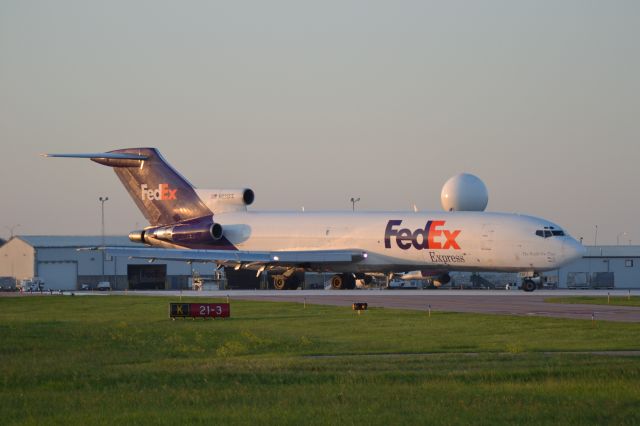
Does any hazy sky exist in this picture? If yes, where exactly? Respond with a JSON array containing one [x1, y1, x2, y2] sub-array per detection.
[[1, 1, 638, 244]]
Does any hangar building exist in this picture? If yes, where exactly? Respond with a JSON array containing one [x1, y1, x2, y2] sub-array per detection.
[[1, 236, 639, 291], [555, 245, 640, 289], [442, 245, 640, 289], [0, 236, 215, 291]]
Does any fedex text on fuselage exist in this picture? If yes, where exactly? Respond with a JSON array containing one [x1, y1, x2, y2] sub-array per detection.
[[384, 220, 461, 251]]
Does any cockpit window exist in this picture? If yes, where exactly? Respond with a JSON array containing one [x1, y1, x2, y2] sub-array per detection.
[[535, 227, 565, 238]]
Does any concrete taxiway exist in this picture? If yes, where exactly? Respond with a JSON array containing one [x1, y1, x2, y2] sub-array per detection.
[[114, 289, 640, 323]]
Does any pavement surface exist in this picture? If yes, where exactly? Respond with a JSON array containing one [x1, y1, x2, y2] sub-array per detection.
[[5, 289, 640, 322], [106, 289, 640, 323], [232, 292, 640, 323]]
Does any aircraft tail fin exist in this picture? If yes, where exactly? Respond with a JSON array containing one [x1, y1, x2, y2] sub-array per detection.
[[44, 148, 212, 226]]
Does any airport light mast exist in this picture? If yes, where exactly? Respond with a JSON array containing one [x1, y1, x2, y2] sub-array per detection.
[[350, 197, 360, 212], [99, 196, 109, 285]]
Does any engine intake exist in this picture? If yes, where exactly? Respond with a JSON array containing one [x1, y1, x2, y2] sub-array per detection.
[[211, 223, 224, 240], [243, 189, 255, 205]]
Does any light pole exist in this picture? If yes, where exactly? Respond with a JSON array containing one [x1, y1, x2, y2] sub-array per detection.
[[99, 196, 109, 284], [594, 225, 598, 247], [4, 224, 20, 239], [350, 197, 360, 212]]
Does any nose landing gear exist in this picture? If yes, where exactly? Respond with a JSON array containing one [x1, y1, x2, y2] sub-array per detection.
[[522, 279, 536, 292], [521, 273, 544, 292]]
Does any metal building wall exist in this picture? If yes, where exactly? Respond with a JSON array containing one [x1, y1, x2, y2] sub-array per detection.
[[0, 238, 36, 280], [0, 236, 217, 291], [556, 246, 640, 289]]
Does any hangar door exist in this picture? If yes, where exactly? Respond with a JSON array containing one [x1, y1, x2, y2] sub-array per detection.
[[128, 264, 167, 290], [37, 262, 78, 290]]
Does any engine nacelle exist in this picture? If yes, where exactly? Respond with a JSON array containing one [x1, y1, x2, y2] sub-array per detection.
[[195, 188, 255, 213], [130, 218, 223, 245]]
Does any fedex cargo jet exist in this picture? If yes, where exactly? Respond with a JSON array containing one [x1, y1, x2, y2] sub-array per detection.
[[45, 148, 585, 291]]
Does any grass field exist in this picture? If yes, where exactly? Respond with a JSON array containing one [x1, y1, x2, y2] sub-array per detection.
[[546, 295, 640, 307], [1, 295, 640, 425]]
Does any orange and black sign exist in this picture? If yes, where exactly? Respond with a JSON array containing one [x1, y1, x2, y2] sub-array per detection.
[[352, 302, 368, 311]]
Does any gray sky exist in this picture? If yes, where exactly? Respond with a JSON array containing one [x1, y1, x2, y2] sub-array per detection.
[[1, 0, 638, 244]]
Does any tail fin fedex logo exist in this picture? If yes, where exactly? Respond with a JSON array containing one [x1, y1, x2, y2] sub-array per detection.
[[141, 183, 177, 201], [384, 220, 461, 250]]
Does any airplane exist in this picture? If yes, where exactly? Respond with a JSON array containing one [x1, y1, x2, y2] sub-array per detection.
[[44, 148, 585, 292]]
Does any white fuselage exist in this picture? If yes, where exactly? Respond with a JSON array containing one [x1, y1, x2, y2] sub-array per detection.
[[213, 210, 584, 274], [45, 148, 586, 279]]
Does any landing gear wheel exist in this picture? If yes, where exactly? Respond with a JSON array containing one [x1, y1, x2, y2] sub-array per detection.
[[330, 274, 356, 290], [273, 276, 287, 290], [330, 275, 344, 290], [522, 279, 536, 292]]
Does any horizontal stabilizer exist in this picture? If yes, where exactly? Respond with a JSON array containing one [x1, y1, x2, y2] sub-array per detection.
[[42, 152, 149, 160], [44, 148, 211, 225]]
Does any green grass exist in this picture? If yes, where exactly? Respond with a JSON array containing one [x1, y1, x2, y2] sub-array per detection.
[[546, 296, 640, 307], [1, 295, 640, 425]]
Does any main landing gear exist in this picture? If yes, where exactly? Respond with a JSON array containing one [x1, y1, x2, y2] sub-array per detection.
[[330, 273, 356, 290], [272, 272, 301, 290]]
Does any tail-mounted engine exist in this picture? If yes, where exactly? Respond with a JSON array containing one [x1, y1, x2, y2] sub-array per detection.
[[195, 188, 255, 214], [129, 216, 223, 246]]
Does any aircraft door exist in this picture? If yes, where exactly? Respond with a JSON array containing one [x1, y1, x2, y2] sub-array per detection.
[[480, 223, 495, 267]]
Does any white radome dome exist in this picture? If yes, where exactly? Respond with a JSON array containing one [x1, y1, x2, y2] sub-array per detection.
[[441, 173, 488, 212]]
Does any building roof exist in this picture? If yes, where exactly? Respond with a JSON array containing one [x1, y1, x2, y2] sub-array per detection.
[[15, 235, 139, 248], [584, 245, 640, 258]]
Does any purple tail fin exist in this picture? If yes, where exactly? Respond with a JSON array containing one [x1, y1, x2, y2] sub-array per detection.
[[98, 148, 211, 226], [46, 148, 211, 226]]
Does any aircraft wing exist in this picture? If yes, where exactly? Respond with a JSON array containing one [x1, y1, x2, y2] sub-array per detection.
[[102, 247, 367, 268]]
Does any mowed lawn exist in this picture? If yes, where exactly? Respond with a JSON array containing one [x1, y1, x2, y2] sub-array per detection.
[[546, 295, 640, 307], [1, 296, 639, 425]]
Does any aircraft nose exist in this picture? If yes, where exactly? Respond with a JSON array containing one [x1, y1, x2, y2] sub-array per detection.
[[563, 238, 586, 263]]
